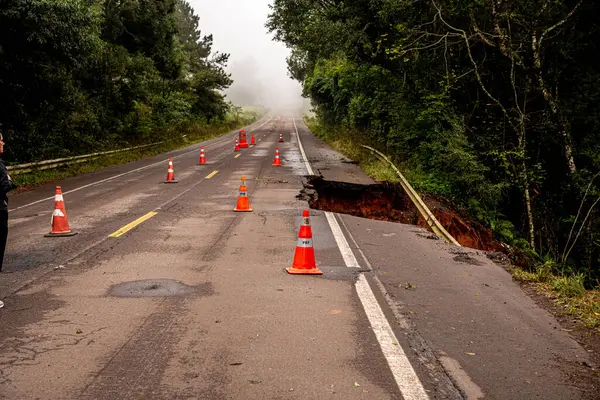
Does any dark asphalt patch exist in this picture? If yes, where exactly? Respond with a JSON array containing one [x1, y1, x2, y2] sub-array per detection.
[[281, 266, 367, 281], [451, 252, 484, 266], [319, 266, 370, 281], [107, 279, 212, 298]]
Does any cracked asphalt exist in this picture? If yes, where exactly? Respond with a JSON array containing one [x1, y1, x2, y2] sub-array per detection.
[[0, 115, 598, 399]]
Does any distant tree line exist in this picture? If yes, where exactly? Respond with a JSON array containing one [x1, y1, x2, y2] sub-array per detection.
[[268, 0, 600, 283], [0, 0, 232, 163]]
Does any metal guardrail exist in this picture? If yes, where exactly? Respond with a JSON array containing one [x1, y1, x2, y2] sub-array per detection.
[[6, 113, 270, 176], [360, 145, 461, 246], [7, 142, 163, 175]]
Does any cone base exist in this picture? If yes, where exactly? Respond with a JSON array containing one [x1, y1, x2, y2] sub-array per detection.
[[164, 180, 179, 183], [286, 266, 322, 275], [272, 163, 282, 166], [45, 231, 78, 238], [233, 208, 253, 212]]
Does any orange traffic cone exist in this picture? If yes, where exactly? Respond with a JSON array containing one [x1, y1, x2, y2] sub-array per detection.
[[272, 148, 282, 166], [199, 147, 206, 165], [235, 138, 240, 152], [239, 129, 249, 149], [287, 210, 322, 275], [250, 134, 256, 146], [45, 186, 78, 237], [165, 157, 178, 183], [234, 176, 253, 212], [279, 133, 284, 143]]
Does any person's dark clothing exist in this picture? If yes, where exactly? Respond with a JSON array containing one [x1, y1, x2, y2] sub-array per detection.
[[0, 159, 15, 271], [0, 159, 15, 211], [0, 210, 8, 272]]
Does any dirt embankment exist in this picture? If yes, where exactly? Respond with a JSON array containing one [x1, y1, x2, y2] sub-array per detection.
[[299, 177, 502, 252]]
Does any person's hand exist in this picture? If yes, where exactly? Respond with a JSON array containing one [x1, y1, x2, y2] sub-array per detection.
[[7, 174, 11, 181]]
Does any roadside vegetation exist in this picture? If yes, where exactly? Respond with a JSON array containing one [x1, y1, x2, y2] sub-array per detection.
[[307, 115, 600, 334], [12, 107, 261, 189], [1, 0, 239, 165], [269, 1, 600, 331]]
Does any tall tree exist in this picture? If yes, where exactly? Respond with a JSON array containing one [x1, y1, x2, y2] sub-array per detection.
[[268, 0, 600, 281]]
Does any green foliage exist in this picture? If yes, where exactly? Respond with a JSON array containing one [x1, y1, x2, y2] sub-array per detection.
[[0, 0, 233, 164], [13, 110, 258, 189], [269, 0, 600, 283], [512, 266, 600, 331], [552, 274, 587, 298]]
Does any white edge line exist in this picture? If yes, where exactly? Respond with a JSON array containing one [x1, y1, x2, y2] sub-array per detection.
[[10, 117, 273, 212], [324, 212, 360, 268], [356, 275, 429, 400], [293, 116, 429, 400], [292, 118, 314, 175]]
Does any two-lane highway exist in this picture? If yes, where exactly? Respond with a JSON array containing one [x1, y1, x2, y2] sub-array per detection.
[[1, 116, 597, 399], [1, 116, 406, 399], [2, 117, 272, 297]]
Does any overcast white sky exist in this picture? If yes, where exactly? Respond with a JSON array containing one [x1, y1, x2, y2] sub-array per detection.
[[188, 0, 304, 110]]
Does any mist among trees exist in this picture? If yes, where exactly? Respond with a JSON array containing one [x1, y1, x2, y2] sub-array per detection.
[[268, 0, 600, 283]]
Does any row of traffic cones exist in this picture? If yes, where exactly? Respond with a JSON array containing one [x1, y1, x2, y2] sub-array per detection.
[[44, 174, 254, 236], [235, 129, 257, 152], [231, 177, 319, 274], [46, 128, 285, 235], [44, 127, 316, 275], [167, 143, 282, 183], [231, 176, 319, 274], [45, 183, 321, 275]]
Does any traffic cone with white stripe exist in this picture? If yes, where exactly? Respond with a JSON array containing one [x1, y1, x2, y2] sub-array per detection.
[[272, 148, 282, 166], [279, 133, 284, 143], [165, 157, 178, 183], [287, 210, 321, 275], [239, 129, 249, 149], [199, 147, 206, 165], [234, 138, 240, 152], [234, 176, 252, 212], [45, 186, 78, 237], [250, 134, 256, 146]]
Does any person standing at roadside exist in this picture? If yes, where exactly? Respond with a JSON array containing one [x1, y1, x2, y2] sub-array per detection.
[[0, 133, 16, 274]]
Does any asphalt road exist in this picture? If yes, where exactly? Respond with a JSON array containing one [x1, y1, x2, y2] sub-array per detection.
[[0, 116, 597, 399]]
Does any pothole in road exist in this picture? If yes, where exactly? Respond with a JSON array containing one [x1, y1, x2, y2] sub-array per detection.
[[108, 279, 213, 298], [298, 176, 500, 252]]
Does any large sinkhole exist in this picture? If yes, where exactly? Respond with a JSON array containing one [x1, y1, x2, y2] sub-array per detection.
[[298, 176, 500, 252]]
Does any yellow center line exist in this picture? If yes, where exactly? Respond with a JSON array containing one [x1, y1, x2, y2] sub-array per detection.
[[234, 154, 241, 159], [108, 211, 158, 238], [205, 170, 219, 179]]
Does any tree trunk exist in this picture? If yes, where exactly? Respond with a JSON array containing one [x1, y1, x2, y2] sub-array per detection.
[[523, 168, 536, 250], [532, 34, 577, 175]]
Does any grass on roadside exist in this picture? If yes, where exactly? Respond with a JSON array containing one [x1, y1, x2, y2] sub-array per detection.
[[12, 115, 259, 190], [512, 266, 600, 332], [305, 118, 400, 182]]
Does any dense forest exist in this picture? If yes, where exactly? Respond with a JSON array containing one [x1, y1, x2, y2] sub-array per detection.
[[0, 0, 232, 163], [268, 0, 600, 284]]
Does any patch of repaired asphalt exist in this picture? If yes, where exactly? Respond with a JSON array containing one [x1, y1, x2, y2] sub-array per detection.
[[451, 252, 485, 266], [107, 279, 212, 298], [319, 266, 370, 281]]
